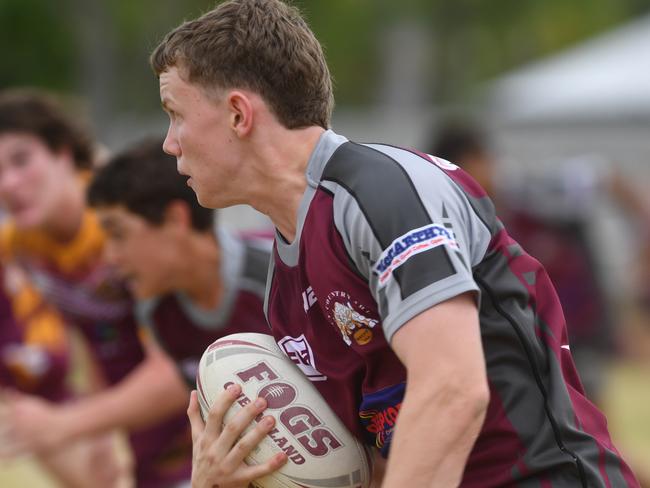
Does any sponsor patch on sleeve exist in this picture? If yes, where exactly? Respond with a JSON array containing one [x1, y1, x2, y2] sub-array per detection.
[[373, 223, 459, 288]]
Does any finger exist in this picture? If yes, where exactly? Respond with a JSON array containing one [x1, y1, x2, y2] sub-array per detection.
[[221, 414, 278, 471], [209, 395, 268, 462], [203, 383, 242, 443], [187, 391, 205, 444], [235, 451, 288, 485]]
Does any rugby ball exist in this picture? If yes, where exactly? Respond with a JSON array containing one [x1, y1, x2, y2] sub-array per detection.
[[196, 332, 371, 488]]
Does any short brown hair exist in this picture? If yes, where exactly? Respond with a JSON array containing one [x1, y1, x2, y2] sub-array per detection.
[[0, 89, 94, 170], [151, 0, 333, 129]]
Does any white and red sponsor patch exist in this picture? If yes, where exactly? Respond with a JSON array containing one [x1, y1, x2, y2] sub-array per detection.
[[373, 223, 459, 287]]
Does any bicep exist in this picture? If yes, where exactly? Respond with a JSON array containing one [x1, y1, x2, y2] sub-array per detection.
[[390, 292, 485, 386]]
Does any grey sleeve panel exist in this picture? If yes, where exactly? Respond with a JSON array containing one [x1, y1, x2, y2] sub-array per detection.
[[263, 255, 275, 322], [322, 179, 379, 282], [325, 143, 491, 342]]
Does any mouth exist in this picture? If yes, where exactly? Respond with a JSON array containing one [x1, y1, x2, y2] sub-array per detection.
[[5, 199, 30, 215], [118, 270, 136, 287], [176, 164, 192, 187]]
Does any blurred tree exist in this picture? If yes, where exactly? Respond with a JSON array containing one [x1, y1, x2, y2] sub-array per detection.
[[0, 0, 76, 90]]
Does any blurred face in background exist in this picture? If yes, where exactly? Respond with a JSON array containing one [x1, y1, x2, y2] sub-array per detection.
[[97, 204, 185, 299], [0, 132, 76, 229]]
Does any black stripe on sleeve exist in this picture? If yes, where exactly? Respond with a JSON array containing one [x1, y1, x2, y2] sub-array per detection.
[[323, 142, 457, 299]]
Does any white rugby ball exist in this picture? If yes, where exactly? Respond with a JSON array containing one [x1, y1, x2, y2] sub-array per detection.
[[196, 332, 371, 488]]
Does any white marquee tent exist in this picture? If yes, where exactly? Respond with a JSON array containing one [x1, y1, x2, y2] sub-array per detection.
[[489, 14, 650, 122]]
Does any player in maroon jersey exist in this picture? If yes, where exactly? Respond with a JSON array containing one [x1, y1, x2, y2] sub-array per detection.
[[87, 137, 272, 386], [150, 1, 640, 487]]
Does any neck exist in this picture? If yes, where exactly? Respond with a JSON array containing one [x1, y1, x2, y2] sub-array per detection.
[[248, 126, 325, 242], [178, 232, 223, 310]]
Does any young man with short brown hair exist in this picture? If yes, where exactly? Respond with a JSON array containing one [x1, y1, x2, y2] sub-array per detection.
[[152, 1, 640, 487]]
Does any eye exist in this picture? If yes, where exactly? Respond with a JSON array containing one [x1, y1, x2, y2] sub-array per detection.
[[10, 148, 31, 168], [104, 226, 126, 242], [165, 108, 179, 122]]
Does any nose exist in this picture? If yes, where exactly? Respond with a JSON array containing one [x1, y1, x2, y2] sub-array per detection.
[[0, 166, 22, 197], [162, 126, 181, 158]]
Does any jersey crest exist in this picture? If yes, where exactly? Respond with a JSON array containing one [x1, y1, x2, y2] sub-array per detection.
[[325, 291, 378, 346]]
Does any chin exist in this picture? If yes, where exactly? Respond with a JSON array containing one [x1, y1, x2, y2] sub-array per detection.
[[195, 192, 223, 210]]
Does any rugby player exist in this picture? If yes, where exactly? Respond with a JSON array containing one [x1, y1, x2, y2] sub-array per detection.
[[150, 1, 640, 487]]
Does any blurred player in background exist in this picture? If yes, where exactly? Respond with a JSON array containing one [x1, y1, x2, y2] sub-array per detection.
[[151, 1, 639, 486], [0, 89, 192, 487], [87, 137, 272, 388], [1, 136, 277, 486]]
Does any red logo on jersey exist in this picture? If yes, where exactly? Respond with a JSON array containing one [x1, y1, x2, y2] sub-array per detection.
[[360, 402, 402, 450]]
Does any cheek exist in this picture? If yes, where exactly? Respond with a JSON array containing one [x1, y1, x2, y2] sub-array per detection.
[[23, 156, 53, 187], [131, 239, 170, 275]]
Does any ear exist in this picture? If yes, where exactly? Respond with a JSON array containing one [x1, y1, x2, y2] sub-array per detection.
[[227, 90, 254, 137], [163, 200, 192, 230]]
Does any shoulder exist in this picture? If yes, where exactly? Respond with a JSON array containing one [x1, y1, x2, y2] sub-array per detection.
[[320, 142, 461, 218], [321, 142, 431, 192], [320, 143, 467, 245]]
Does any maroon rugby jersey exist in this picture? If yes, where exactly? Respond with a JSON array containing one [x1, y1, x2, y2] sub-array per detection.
[[0, 276, 70, 402], [265, 130, 639, 487], [136, 229, 272, 386]]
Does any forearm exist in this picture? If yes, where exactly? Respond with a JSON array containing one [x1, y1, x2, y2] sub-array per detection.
[[59, 350, 189, 441], [385, 293, 489, 487], [381, 382, 488, 487]]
